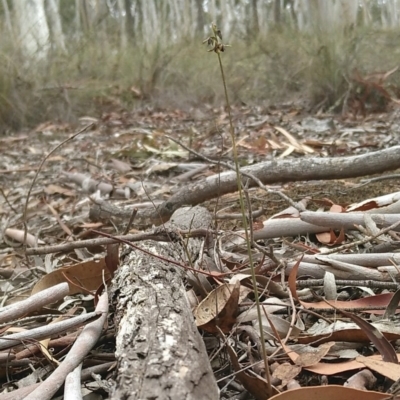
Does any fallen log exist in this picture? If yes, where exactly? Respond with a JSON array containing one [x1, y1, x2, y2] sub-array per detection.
[[110, 206, 219, 400], [90, 145, 400, 226]]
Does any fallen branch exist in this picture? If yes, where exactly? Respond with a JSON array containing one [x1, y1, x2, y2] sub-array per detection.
[[26, 229, 209, 256], [90, 145, 400, 226], [302, 252, 400, 267], [0, 282, 69, 324], [0, 310, 100, 351], [300, 211, 400, 230]]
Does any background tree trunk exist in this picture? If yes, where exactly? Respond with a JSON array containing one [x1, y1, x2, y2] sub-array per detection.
[[14, 0, 50, 59], [46, 0, 66, 53]]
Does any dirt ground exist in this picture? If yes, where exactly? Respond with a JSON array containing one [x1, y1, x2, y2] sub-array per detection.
[[1, 103, 400, 399]]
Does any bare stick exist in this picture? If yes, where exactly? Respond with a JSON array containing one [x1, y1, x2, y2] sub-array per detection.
[[23, 124, 94, 247]]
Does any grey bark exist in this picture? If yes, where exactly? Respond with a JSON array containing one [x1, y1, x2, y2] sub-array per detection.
[[157, 145, 400, 220], [110, 206, 219, 400], [1, 0, 13, 37], [14, 0, 50, 59], [118, 0, 128, 48], [46, 0, 66, 52], [251, 0, 259, 34], [124, 0, 135, 40], [79, 0, 90, 32], [273, 0, 281, 26], [90, 145, 400, 227]]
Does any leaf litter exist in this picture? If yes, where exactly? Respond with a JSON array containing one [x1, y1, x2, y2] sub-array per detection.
[[1, 103, 400, 398]]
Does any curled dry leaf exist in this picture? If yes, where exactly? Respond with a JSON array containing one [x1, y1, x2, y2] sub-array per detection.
[[105, 244, 120, 276], [294, 342, 335, 367], [272, 362, 302, 388], [269, 197, 309, 219], [110, 158, 132, 173], [356, 355, 400, 381], [344, 369, 377, 390], [44, 184, 76, 196], [186, 289, 199, 310], [315, 227, 345, 245], [254, 314, 302, 340], [323, 271, 337, 300], [338, 309, 398, 364], [236, 299, 287, 324], [194, 281, 241, 333], [31, 258, 111, 296], [269, 385, 387, 400], [383, 288, 400, 319]]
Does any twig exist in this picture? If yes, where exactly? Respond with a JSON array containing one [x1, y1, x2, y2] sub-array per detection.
[[295, 278, 400, 290], [216, 207, 264, 219], [23, 123, 94, 248], [356, 174, 400, 188], [323, 219, 400, 255], [25, 228, 209, 255], [122, 208, 138, 235], [0, 187, 19, 214]]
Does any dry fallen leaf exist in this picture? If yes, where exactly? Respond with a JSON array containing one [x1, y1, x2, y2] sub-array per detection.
[[32, 258, 111, 295], [272, 362, 301, 388], [269, 385, 387, 400], [294, 342, 335, 367], [356, 355, 400, 381], [194, 282, 240, 333], [338, 309, 398, 364], [316, 227, 345, 245], [44, 184, 76, 197], [344, 369, 377, 390]]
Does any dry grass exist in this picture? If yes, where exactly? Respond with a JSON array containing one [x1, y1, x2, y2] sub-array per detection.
[[1, 25, 400, 129]]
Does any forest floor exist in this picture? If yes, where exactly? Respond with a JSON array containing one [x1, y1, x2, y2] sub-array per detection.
[[1, 102, 400, 399]]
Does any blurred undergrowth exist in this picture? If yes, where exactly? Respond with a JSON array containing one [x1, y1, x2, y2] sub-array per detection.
[[1, 23, 400, 130]]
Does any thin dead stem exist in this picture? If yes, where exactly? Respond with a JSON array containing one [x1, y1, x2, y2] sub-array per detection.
[[23, 123, 94, 249], [204, 23, 272, 397]]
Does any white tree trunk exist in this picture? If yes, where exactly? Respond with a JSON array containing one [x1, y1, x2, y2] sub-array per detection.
[[118, 0, 128, 48], [1, 0, 13, 37], [14, 0, 50, 59], [74, 0, 81, 32], [46, 0, 67, 53]]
